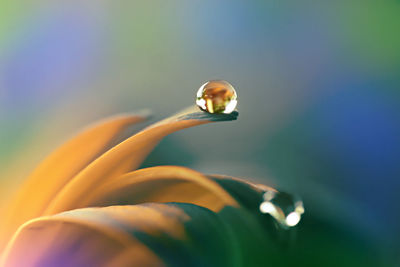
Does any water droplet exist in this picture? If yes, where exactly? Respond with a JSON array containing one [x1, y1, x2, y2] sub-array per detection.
[[259, 190, 304, 228], [196, 80, 238, 114]]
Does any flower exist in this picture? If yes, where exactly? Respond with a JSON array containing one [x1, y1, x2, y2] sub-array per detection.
[[0, 106, 299, 267]]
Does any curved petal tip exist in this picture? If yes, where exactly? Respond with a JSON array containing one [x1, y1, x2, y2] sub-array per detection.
[[178, 110, 239, 122]]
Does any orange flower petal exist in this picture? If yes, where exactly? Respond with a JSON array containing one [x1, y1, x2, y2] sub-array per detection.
[[3, 202, 270, 267], [80, 166, 239, 212], [0, 113, 148, 250], [1, 207, 163, 267], [43, 107, 238, 215], [2, 201, 275, 267]]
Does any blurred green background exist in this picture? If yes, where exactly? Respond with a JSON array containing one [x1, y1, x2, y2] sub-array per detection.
[[1, 1, 399, 266]]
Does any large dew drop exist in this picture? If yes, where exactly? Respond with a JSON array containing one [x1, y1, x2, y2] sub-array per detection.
[[196, 80, 238, 114]]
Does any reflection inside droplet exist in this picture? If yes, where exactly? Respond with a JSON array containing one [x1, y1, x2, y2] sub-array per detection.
[[259, 202, 276, 214], [196, 80, 238, 114], [259, 190, 304, 228], [286, 212, 301, 227]]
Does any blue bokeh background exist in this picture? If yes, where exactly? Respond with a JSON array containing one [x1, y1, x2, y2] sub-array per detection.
[[1, 1, 399, 265]]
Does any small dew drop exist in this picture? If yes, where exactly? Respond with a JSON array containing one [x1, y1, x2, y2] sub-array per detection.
[[259, 190, 304, 228], [196, 80, 238, 114]]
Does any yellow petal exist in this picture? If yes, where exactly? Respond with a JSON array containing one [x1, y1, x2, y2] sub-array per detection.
[[0, 113, 148, 250], [1, 207, 163, 267], [80, 166, 239, 212], [43, 107, 238, 215], [2, 202, 275, 266], [2, 175, 279, 267], [3, 203, 262, 267]]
